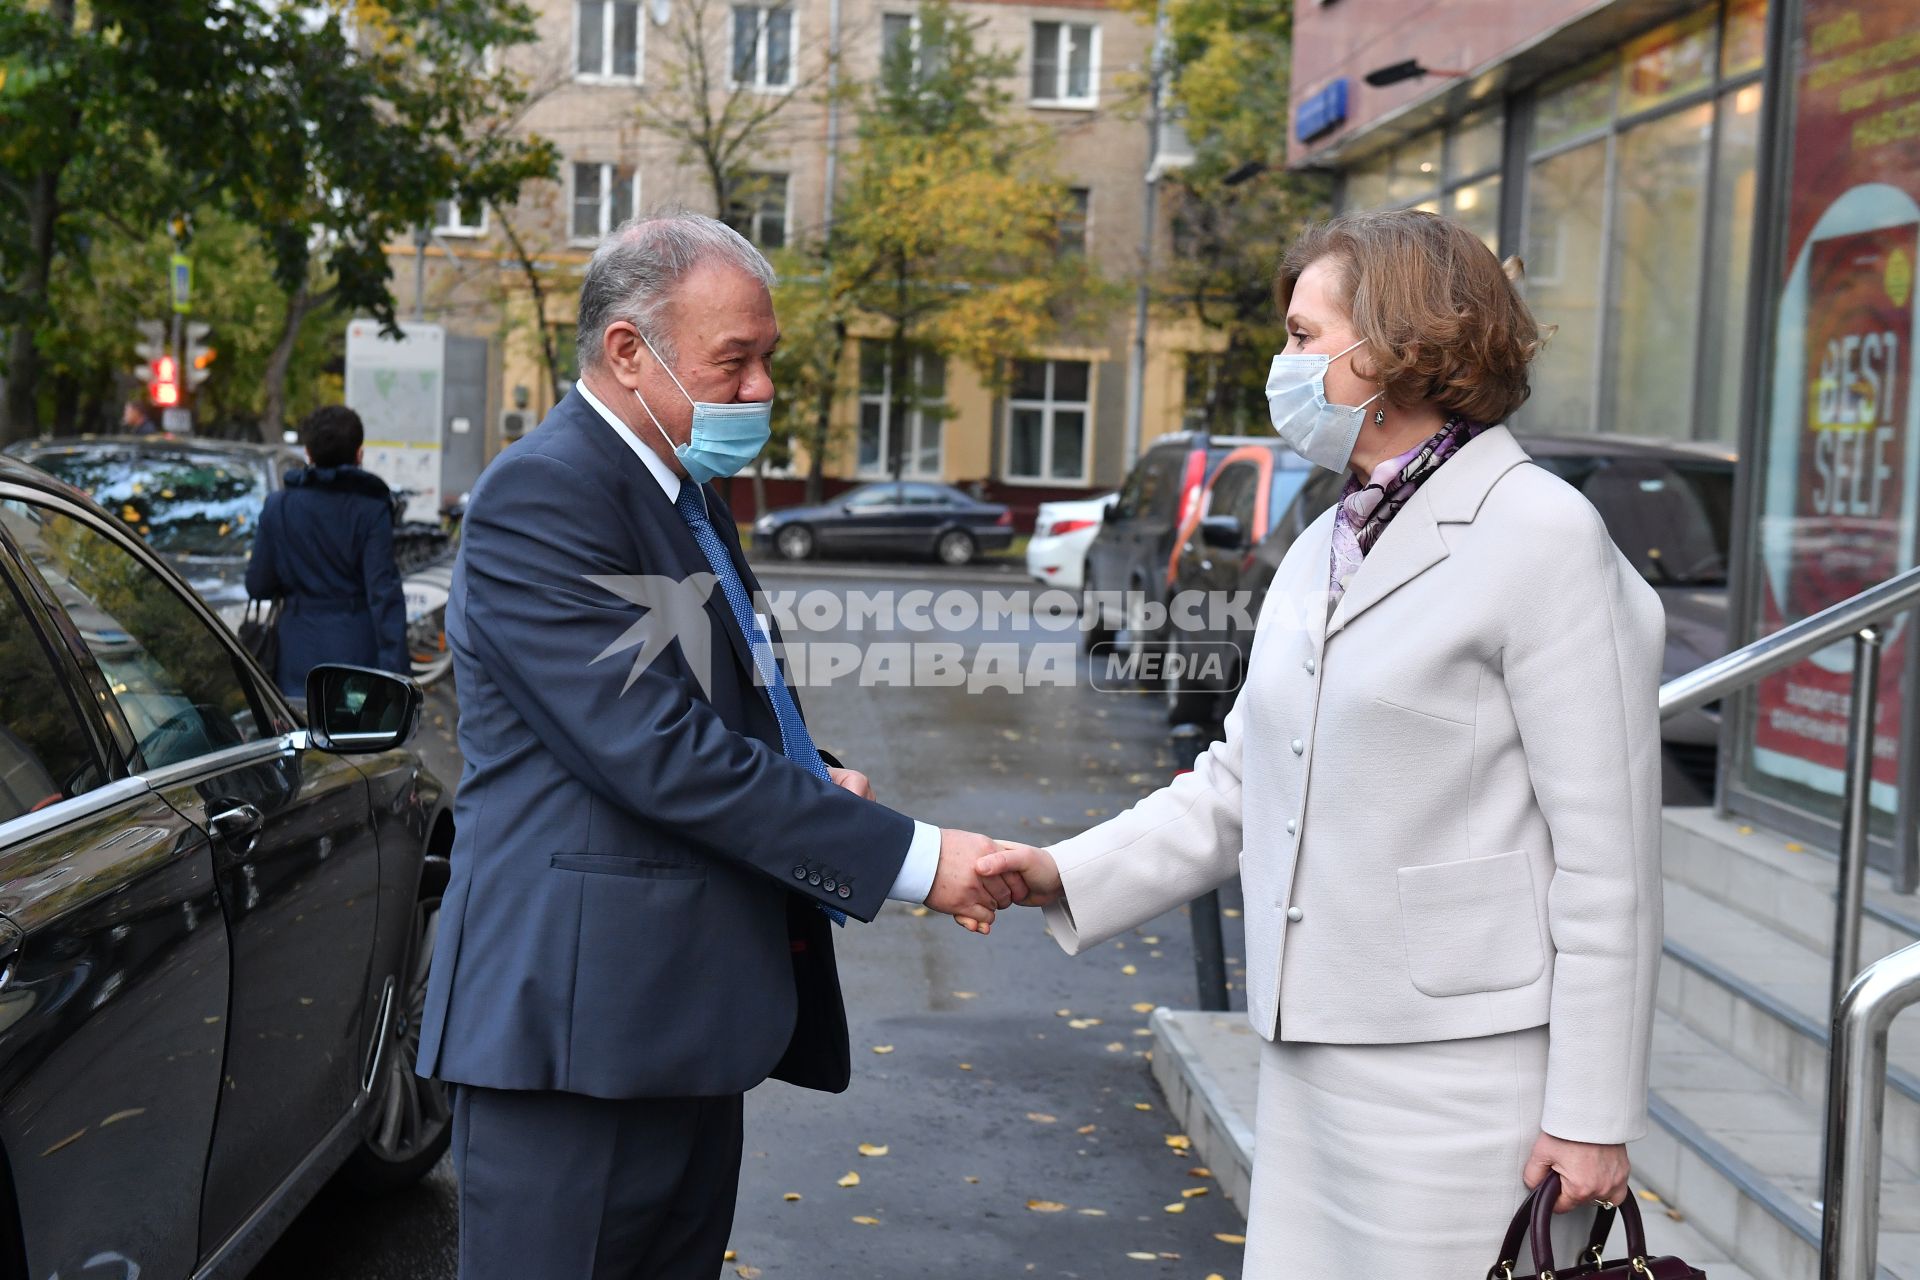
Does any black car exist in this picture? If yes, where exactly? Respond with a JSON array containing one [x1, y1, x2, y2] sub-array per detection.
[[753, 481, 1014, 565], [6, 435, 458, 683], [1167, 434, 1735, 803], [0, 455, 454, 1278], [1082, 432, 1285, 652]]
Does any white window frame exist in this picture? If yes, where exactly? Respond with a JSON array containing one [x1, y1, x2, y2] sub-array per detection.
[[729, 172, 791, 250], [569, 161, 640, 246], [857, 345, 946, 480], [574, 0, 644, 85], [730, 4, 797, 93], [1003, 359, 1093, 485], [1030, 20, 1100, 109], [881, 10, 938, 81], [433, 198, 488, 238]]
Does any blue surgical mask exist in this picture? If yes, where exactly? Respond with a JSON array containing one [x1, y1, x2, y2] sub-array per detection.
[[1265, 338, 1385, 473], [633, 332, 774, 486]]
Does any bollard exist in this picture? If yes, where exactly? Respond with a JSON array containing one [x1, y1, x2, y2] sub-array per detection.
[[1171, 722, 1231, 1012]]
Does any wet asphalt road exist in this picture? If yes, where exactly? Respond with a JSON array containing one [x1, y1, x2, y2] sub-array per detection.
[[253, 561, 1252, 1280]]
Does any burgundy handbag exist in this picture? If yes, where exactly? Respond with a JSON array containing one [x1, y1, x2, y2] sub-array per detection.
[[1488, 1172, 1706, 1279]]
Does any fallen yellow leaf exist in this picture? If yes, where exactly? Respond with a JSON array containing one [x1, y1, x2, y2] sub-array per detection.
[[1215, 1233, 1246, 1245], [1027, 1112, 1057, 1124], [872, 1045, 894, 1054], [1639, 1190, 1662, 1202], [1076, 1124, 1097, 1135], [858, 1143, 889, 1157], [1142, 935, 1160, 944], [852, 1216, 881, 1226], [1133, 1028, 1153, 1037], [1222, 908, 1243, 918], [1208, 1274, 1227, 1280], [1189, 1167, 1213, 1178], [1134, 1102, 1153, 1111], [965, 1176, 980, 1184], [783, 1192, 802, 1202], [737, 1267, 762, 1280], [952, 991, 978, 999], [1077, 1207, 1107, 1216], [1127, 1252, 1157, 1261], [1182, 1186, 1210, 1199], [1027, 1199, 1068, 1213], [837, 1171, 860, 1188], [1106, 1042, 1125, 1052], [1165, 1135, 1192, 1151], [1163, 1202, 1186, 1214], [724, 1251, 737, 1262], [958, 1063, 973, 1071], [1056, 1009, 1072, 1018], [910, 906, 930, 917], [1121, 964, 1138, 975], [1131, 1002, 1155, 1013]]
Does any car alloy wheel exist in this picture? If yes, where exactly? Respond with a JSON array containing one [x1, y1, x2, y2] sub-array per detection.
[[776, 524, 815, 560], [343, 894, 451, 1191], [936, 530, 976, 566]]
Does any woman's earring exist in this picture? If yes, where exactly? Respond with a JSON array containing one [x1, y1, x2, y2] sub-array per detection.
[[1373, 407, 1387, 426]]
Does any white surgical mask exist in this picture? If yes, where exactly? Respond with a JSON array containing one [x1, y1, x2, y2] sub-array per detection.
[[1265, 338, 1385, 473]]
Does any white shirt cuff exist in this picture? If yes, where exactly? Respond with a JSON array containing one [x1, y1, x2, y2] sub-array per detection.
[[888, 821, 941, 904]]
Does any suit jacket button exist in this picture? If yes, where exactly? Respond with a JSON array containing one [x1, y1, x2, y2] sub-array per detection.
[[793, 866, 808, 880], [822, 878, 837, 892], [1290, 738, 1304, 755], [809, 873, 823, 887], [1286, 906, 1304, 922], [1286, 818, 1297, 834], [837, 885, 852, 899]]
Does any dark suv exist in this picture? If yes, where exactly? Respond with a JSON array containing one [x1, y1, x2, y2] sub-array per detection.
[[1082, 433, 1271, 652], [0, 456, 454, 1278]]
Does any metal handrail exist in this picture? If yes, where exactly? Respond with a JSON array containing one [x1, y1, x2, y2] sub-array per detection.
[[1650, 562, 1920, 1280], [1820, 941, 1920, 1280], [1659, 562, 1920, 719]]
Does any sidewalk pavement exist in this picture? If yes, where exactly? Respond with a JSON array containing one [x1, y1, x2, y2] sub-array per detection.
[[1148, 1008, 1761, 1279]]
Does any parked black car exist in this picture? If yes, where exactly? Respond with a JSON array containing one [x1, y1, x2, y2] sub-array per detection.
[[6, 435, 457, 682], [1167, 434, 1735, 803], [0, 455, 454, 1278], [752, 481, 1014, 565], [1081, 432, 1287, 654]]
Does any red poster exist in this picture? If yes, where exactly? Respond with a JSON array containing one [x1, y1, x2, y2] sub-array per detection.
[[1751, 0, 1920, 809]]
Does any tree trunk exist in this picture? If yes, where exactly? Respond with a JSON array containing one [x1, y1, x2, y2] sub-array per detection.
[[804, 316, 845, 505], [493, 206, 564, 404], [2, 0, 77, 444], [262, 281, 316, 441]]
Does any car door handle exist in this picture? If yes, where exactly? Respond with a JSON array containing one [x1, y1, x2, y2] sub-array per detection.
[[208, 804, 263, 846]]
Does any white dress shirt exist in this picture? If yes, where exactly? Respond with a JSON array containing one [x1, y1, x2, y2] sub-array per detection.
[[577, 380, 941, 905]]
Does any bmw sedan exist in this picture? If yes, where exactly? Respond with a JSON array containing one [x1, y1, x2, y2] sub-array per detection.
[[0, 455, 454, 1278], [753, 481, 1014, 565]]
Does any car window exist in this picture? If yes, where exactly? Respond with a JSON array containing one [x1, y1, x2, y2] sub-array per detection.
[[1111, 460, 1148, 520], [0, 577, 106, 822], [1269, 468, 1313, 535], [899, 484, 954, 507], [843, 486, 897, 510], [1532, 456, 1733, 586], [23, 448, 272, 557], [1, 500, 267, 771], [1207, 463, 1259, 529]]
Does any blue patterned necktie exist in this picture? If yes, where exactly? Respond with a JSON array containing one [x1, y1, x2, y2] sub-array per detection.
[[674, 484, 846, 924]]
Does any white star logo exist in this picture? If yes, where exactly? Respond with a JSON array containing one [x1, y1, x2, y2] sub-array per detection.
[[584, 572, 721, 697]]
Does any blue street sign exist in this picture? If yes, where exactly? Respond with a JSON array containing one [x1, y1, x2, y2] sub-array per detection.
[[1295, 78, 1350, 143]]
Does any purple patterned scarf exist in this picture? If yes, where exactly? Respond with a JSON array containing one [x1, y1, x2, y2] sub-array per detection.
[[1329, 417, 1484, 604]]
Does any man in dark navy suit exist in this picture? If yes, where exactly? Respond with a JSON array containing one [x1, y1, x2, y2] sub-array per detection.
[[416, 212, 1020, 1280]]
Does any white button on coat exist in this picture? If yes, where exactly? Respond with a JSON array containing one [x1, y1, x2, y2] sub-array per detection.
[[1286, 906, 1303, 922], [1290, 738, 1303, 755]]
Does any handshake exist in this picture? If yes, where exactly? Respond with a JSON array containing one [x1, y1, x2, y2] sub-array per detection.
[[929, 828, 1063, 935]]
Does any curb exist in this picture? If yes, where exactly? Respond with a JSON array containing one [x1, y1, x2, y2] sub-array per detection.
[[1148, 1007, 1257, 1216]]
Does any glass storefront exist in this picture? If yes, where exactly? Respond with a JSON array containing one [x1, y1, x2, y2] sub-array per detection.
[[1338, 0, 1767, 444]]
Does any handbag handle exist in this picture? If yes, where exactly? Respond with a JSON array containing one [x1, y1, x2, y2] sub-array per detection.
[[1488, 1172, 1651, 1279]]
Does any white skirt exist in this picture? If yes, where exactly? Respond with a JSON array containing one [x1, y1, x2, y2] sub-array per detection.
[[1242, 1027, 1591, 1277]]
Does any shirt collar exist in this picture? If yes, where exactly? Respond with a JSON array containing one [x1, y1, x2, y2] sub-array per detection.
[[578, 378, 681, 503]]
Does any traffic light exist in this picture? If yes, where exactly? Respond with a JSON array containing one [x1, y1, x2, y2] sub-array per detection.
[[133, 320, 167, 382], [151, 355, 181, 407], [186, 322, 215, 390]]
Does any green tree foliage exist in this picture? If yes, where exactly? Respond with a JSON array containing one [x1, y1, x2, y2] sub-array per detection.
[[0, 0, 555, 440], [1127, 0, 1330, 433]]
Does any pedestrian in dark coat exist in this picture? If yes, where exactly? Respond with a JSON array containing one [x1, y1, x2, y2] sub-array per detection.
[[246, 405, 409, 697]]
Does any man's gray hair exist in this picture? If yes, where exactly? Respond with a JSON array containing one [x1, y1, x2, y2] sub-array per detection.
[[576, 210, 776, 372]]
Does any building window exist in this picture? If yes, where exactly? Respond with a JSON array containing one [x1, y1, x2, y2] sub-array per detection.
[[1006, 359, 1090, 483], [1059, 187, 1090, 256], [1514, 1, 1766, 443], [1182, 352, 1266, 434], [858, 342, 945, 478], [572, 162, 638, 243], [882, 11, 946, 82], [1031, 21, 1097, 108], [434, 198, 488, 238], [1340, 108, 1500, 252], [576, 0, 642, 82], [727, 173, 789, 250], [732, 5, 794, 91]]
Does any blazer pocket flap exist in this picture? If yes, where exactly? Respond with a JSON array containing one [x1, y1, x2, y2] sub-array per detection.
[[549, 852, 706, 880], [1396, 849, 1545, 998]]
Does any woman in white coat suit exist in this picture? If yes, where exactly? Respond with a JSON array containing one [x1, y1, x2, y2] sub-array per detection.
[[981, 209, 1666, 1274]]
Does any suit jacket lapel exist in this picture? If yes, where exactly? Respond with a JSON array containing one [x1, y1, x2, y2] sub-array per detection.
[[566, 401, 772, 711], [1324, 425, 1532, 638]]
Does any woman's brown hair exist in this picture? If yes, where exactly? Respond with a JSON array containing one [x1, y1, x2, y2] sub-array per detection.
[[1276, 209, 1544, 425]]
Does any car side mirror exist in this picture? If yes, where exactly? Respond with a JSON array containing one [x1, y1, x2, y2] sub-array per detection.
[[305, 664, 423, 753], [1199, 514, 1246, 549]]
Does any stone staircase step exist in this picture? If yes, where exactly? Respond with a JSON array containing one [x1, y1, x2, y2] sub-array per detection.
[[1663, 808, 1920, 961], [1639, 1012, 1920, 1280], [1659, 878, 1920, 1172]]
